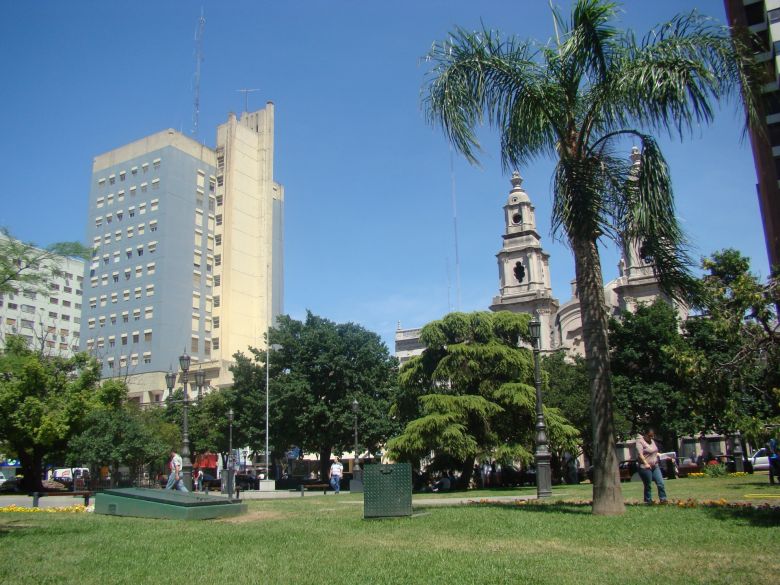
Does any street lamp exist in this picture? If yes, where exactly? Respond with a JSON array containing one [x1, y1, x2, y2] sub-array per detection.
[[350, 398, 364, 493], [528, 317, 552, 498], [227, 407, 235, 499], [194, 367, 206, 401], [164, 354, 193, 492]]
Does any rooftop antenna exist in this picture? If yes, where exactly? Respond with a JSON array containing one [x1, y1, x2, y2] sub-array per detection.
[[237, 88, 260, 113], [450, 146, 462, 311], [192, 7, 206, 137]]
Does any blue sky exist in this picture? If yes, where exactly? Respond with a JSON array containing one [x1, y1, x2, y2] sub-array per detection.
[[0, 1, 768, 350]]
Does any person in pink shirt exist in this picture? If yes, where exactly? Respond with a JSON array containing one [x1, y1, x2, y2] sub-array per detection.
[[635, 429, 668, 504]]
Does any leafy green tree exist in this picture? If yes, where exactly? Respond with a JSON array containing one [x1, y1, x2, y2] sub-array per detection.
[[609, 300, 691, 448], [0, 335, 101, 491], [387, 312, 579, 487], [422, 0, 760, 514], [0, 227, 90, 295], [68, 380, 175, 486], [673, 250, 780, 444], [231, 312, 400, 479], [542, 351, 592, 458]]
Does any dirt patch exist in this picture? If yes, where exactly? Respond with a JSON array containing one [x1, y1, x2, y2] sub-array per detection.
[[216, 510, 287, 524]]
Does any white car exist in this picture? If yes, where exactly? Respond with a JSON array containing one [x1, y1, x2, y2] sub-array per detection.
[[749, 448, 770, 471], [0, 472, 5, 486]]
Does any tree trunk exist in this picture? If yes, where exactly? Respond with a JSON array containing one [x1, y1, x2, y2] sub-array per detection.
[[572, 237, 625, 515], [459, 455, 475, 489], [319, 447, 332, 481], [18, 449, 44, 492]]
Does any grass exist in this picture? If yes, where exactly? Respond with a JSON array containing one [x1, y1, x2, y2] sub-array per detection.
[[0, 474, 778, 585]]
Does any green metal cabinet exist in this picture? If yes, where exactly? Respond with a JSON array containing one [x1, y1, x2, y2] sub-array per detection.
[[363, 463, 412, 518]]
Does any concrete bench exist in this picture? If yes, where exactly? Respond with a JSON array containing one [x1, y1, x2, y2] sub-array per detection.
[[31, 491, 93, 507], [296, 483, 329, 496]]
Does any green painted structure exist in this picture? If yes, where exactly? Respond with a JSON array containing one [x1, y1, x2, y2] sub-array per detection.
[[363, 463, 412, 518], [94, 488, 247, 520]]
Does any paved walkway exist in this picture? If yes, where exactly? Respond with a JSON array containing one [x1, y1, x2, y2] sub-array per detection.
[[1, 490, 542, 508]]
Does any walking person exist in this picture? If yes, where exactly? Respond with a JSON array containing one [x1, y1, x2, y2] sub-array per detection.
[[165, 450, 188, 492], [767, 437, 780, 485], [329, 456, 343, 494], [635, 429, 667, 504]]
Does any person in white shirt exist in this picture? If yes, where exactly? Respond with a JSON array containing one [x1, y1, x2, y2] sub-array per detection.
[[329, 457, 343, 494], [165, 450, 188, 492]]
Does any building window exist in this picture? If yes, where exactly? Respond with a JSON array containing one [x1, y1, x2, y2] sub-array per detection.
[[129, 206, 135, 217], [141, 182, 148, 193], [147, 262, 156, 275], [122, 311, 129, 323], [191, 337, 199, 353], [216, 214, 222, 226], [133, 309, 141, 320], [132, 331, 139, 344], [139, 203, 146, 214], [150, 220, 158, 232], [135, 266, 143, 278], [153, 158, 161, 169], [121, 334, 128, 346], [151, 179, 160, 190], [134, 287, 142, 299], [145, 306, 153, 319], [146, 284, 154, 297], [212, 338, 219, 350], [144, 330, 152, 342], [127, 226, 134, 238], [213, 296, 220, 308], [97, 197, 105, 208], [144, 353, 152, 364], [138, 223, 145, 235], [131, 354, 138, 366], [148, 241, 157, 254]]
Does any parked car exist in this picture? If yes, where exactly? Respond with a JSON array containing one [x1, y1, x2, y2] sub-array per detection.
[[0, 477, 22, 493], [0, 471, 6, 486], [749, 448, 770, 471]]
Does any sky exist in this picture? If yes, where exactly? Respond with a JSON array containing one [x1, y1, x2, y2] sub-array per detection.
[[0, 0, 769, 351]]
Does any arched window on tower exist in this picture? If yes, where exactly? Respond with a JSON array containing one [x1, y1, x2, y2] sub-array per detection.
[[513, 261, 526, 283]]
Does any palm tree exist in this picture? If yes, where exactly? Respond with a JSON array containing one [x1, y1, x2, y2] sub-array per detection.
[[423, 0, 761, 514]]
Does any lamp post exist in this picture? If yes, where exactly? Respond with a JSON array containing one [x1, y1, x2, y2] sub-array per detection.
[[194, 367, 206, 401], [350, 398, 364, 492], [732, 432, 744, 473], [164, 353, 193, 492], [227, 407, 235, 499], [528, 317, 552, 498]]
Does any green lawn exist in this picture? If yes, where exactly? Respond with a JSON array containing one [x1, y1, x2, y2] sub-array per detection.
[[1, 475, 778, 585]]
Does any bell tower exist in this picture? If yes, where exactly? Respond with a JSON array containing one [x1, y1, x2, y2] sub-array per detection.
[[490, 172, 559, 351]]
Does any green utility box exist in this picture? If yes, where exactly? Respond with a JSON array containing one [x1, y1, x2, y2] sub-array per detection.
[[363, 463, 412, 518], [94, 488, 247, 520]]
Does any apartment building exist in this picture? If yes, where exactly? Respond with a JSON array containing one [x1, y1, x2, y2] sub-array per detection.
[[81, 104, 284, 403], [724, 0, 780, 270], [0, 233, 84, 356]]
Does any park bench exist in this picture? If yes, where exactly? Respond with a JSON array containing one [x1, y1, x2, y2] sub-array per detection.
[[31, 491, 93, 507], [296, 483, 329, 496]]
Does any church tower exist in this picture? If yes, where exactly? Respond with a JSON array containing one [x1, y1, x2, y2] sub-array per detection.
[[490, 172, 559, 351]]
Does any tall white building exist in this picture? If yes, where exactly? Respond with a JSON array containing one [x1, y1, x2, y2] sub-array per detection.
[[0, 233, 84, 356], [81, 104, 284, 403]]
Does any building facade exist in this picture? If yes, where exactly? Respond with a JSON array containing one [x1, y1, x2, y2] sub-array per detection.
[[724, 0, 780, 271], [81, 105, 284, 403], [0, 233, 84, 357]]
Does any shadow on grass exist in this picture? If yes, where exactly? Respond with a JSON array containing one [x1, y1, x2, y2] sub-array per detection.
[[468, 502, 592, 515], [701, 505, 780, 527]]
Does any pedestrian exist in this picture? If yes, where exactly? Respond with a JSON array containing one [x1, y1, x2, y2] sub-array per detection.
[[195, 468, 205, 492], [165, 450, 188, 492], [329, 456, 343, 494], [767, 437, 780, 485], [635, 429, 667, 504]]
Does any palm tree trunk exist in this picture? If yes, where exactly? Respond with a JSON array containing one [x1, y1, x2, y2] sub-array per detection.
[[572, 236, 625, 515]]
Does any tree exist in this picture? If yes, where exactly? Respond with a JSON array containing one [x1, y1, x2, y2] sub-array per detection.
[[68, 380, 175, 486], [422, 0, 760, 514], [387, 311, 579, 488], [0, 227, 90, 295], [0, 335, 101, 491], [542, 351, 592, 459], [609, 300, 691, 447], [231, 312, 400, 479], [673, 250, 780, 445]]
